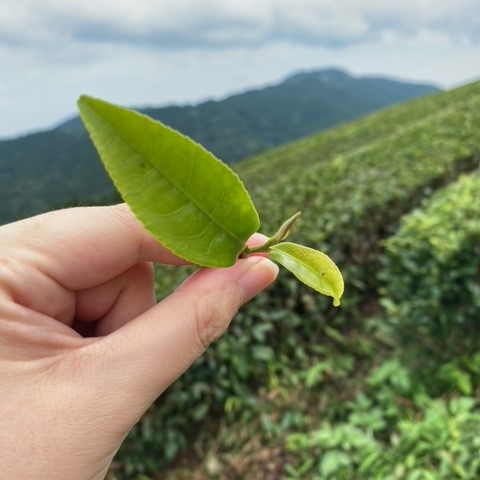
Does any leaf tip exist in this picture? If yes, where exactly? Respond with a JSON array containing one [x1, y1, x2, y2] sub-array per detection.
[[77, 94, 89, 106]]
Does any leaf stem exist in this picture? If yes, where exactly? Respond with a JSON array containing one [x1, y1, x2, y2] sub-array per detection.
[[242, 211, 302, 256]]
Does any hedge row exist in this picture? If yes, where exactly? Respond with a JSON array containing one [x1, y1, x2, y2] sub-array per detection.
[[380, 169, 480, 390], [244, 81, 480, 317]]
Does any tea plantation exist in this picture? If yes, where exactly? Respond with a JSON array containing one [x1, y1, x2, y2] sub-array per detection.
[[109, 80, 480, 479]]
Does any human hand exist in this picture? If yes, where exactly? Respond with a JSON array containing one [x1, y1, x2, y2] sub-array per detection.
[[0, 204, 278, 479]]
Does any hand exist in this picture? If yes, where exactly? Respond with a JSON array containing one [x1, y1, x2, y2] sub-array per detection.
[[0, 204, 278, 479]]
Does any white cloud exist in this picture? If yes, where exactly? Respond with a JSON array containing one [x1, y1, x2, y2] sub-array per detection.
[[1, 0, 479, 51], [0, 0, 479, 138]]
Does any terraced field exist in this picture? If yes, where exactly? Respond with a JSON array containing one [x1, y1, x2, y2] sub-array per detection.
[[112, 80, 480, 479]]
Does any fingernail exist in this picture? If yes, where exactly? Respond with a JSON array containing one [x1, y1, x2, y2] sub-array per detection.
[[237, 257, 279, 304]]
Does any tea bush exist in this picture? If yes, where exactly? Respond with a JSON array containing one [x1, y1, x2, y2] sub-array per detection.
[[286, 391, 480, 479], [113, 81, 480, 477], [283, 358, 480, 480], [381, 170, 480, 386], [231, 82, 479, 340]]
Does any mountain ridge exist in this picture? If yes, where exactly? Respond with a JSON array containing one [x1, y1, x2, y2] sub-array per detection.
[[0, 68, 440, 225]]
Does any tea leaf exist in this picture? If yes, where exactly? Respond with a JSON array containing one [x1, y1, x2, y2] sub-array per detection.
[[269, 242, 344, 306], [77, 95, 259, 267]]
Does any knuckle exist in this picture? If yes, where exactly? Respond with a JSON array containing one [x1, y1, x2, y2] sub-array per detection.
[[193, 286, 240, 351]]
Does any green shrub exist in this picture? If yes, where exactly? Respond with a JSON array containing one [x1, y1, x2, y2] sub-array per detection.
[[241, 81, 480, 321], [381, 171, 480, 373], [114, 81, 480, 476], [285, 394, 480, 479]]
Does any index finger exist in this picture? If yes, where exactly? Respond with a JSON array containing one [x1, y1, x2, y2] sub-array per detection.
[[0, 204, 188, 291]]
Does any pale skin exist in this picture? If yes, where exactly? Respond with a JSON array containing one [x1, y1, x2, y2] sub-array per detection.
[[0, 204, 278, 479]]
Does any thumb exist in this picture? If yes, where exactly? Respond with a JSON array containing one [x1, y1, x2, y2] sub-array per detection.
[[91, 256, 278, 412]]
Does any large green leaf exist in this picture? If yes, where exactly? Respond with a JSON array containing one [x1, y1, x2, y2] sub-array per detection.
[[270, 242, 344, 306], [77, 96, 260, 267]]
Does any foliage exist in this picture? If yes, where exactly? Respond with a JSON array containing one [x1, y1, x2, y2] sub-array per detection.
[[286, 380, 480, 479], [239, 80, 480, 325], [110, 80, 480, 477], [78, 95, 260, 267], [78, 96, 344, 301], [380, 170, 480, 392], [0, 69, 438, 225], [270, 242, 344, 306], [161, 352, 480, 480]]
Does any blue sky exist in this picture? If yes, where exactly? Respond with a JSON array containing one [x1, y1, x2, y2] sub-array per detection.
[[0, 0, 479, 138]]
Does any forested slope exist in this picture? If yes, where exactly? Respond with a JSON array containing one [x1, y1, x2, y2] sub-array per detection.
[[0, 69, 438, 225]]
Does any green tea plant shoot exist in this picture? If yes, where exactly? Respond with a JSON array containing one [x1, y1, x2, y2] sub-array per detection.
[[77, 96, 344, 306]]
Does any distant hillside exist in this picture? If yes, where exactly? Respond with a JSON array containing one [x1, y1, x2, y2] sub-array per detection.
[[58, 69, 439, 162], [0, 68, 439, 225]]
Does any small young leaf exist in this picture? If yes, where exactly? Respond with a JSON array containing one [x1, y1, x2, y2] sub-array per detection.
[[269, 242, 344, 306], [77, 95, 259, 267]]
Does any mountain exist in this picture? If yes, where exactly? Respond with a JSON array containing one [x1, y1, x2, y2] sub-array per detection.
[[57, 69, 439, 162], [0, 68, 440, 225]]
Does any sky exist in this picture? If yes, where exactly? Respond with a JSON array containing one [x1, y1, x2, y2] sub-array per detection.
[[0, 0, 479, 139]]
